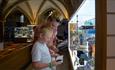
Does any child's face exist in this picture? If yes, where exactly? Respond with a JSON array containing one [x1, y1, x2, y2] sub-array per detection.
[[42, 32, 53, 43]]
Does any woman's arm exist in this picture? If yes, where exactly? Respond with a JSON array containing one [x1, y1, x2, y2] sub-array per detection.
[[51, 45, 59, 52]]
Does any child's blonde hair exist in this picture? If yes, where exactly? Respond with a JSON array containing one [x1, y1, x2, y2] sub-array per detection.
[[40, 27, 53, 36], [33, 26, 53, 43]]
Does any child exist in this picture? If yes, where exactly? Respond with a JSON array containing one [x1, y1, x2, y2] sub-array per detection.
[[31, 26, 62, 70]]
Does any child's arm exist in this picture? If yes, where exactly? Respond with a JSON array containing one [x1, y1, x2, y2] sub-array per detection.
[[32, 61, 61, 69], [32, 62, 49, 69]]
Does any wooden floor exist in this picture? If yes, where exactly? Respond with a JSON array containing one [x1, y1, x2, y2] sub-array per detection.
[[26, 49, 73, 70]]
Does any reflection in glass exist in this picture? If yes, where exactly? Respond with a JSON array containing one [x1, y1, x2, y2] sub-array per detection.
[[68, 0, 95, 70]]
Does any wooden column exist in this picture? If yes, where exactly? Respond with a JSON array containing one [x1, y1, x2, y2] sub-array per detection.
[[96, 0, 107, 70]]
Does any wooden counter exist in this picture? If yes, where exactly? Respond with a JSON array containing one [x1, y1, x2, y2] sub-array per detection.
[[0, 43, 32, 70]]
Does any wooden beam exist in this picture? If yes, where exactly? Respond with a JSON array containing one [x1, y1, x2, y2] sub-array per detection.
[[96, 0, 107, 70], [107, 12, 115, 14]]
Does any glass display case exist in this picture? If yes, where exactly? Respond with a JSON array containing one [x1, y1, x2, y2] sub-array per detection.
[[14, 25, 35, 42], [14, 27, 29, 38]]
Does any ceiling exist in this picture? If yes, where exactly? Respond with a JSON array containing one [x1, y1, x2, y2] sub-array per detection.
[[0, 0, 83, 24]]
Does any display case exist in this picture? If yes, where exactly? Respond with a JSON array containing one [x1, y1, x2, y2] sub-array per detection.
[[14, 25, 35, 43], [14, 27, 29, 38]]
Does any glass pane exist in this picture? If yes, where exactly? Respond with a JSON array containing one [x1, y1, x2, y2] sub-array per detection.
[[68, 0, 95, 70]]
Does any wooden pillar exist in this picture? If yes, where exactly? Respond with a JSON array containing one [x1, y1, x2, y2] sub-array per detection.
[[96, 0, 107, 70]]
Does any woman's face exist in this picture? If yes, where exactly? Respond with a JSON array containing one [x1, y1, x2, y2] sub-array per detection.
[[51, 21, 59, 28]]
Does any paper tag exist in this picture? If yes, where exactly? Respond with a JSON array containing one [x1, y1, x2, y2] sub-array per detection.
[[56, 55, 63, 63]]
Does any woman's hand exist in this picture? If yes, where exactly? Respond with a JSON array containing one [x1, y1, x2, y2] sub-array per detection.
[[49, 49, 59, 57], [52, 45, 59, 52]]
